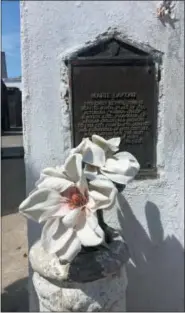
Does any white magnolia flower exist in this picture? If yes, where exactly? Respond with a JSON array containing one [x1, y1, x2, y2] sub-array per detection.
[[19, 153, 117, 263], [100, 152, 140, 185]]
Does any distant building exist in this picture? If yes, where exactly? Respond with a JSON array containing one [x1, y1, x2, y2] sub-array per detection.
[[1, 52, 22, 133], [1, 79, 9, 131], [3, 77, 22, 90], [1, 81, 22, 133], [1, 51, 8, 79], [1, 51, 22, 89]]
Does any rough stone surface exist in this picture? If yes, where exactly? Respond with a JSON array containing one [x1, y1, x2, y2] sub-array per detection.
[[21, 1, 184, 311], [33, 266, 127, 312]]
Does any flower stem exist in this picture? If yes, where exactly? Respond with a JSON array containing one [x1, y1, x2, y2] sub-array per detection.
[[97, 210, 111, 244], [97, 210, 105, 227]]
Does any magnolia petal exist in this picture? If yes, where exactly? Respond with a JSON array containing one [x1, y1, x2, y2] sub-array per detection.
[[70, 137, 106, 168], [62, 208, 81, 228], [89, 175, 115, 189], [70, 138, 89, 155], [89, 186, 117, 210], [92, 134, 109, 149], [39, 206, 65, 223], [76, 212, 104, 247], [83, 141, 106, 167], [101, 158, 128, 173], [88, 190, 108, 203], [86, 213, 105, 240], [100, 186, 117, 210], [100, 152, 140, 184], [42, 166, 66, 178], [115, 151, 140, 164], [84, 164, 98, 181], [64, 153, 83, 183], [92, 135, 120, 152], [52, 202, 72, 218], [41, 218, 74, 254], [89, 176, 117, 210], [35, 174, 47, 189], [37, 176, 74, 193], [97, 187, 117, 210], [41, 217, 60, 245], [100, 171, 133, 185], [28, 186, 39, 197], [19, 188, 61, 222], [76, 172, 88, 195], [107, 137, 120, 151], [94, 223, 105, 240], [86, 196, 96, 211], [57, 234, 81, 263], [85, 211, 98, 230], [114, 152, 140, 176]]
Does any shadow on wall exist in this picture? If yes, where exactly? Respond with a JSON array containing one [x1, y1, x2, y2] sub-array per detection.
[[1, 277, 29, 312], [117, 195, 184, 312]]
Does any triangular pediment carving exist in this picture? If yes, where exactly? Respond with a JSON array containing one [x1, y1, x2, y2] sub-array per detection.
[[76, 38, 149, 58]]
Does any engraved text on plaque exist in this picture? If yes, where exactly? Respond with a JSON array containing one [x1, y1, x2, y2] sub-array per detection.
[[70, 58, 157, 172]]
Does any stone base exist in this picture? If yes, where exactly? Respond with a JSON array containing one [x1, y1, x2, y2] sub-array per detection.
[[33, 267, 127, 312], [30, 228, 129, 312]]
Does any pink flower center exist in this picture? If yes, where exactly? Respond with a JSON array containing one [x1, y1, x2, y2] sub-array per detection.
[[61, 186, 88, 210]]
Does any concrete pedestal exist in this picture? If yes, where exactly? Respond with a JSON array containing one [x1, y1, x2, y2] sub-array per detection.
[[29, 228, 129, 312]]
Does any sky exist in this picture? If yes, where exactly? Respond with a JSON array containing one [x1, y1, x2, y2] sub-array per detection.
[[2, 0, 21, 78]]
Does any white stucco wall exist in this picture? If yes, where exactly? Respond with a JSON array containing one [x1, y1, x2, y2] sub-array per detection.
[[21, 1, 184, 311]]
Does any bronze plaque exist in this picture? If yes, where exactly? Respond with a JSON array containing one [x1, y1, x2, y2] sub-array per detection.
[[70, 58, 157, 172]]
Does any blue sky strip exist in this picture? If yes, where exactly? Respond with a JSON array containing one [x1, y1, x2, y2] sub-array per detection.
[[2, 0, 21, 78]]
